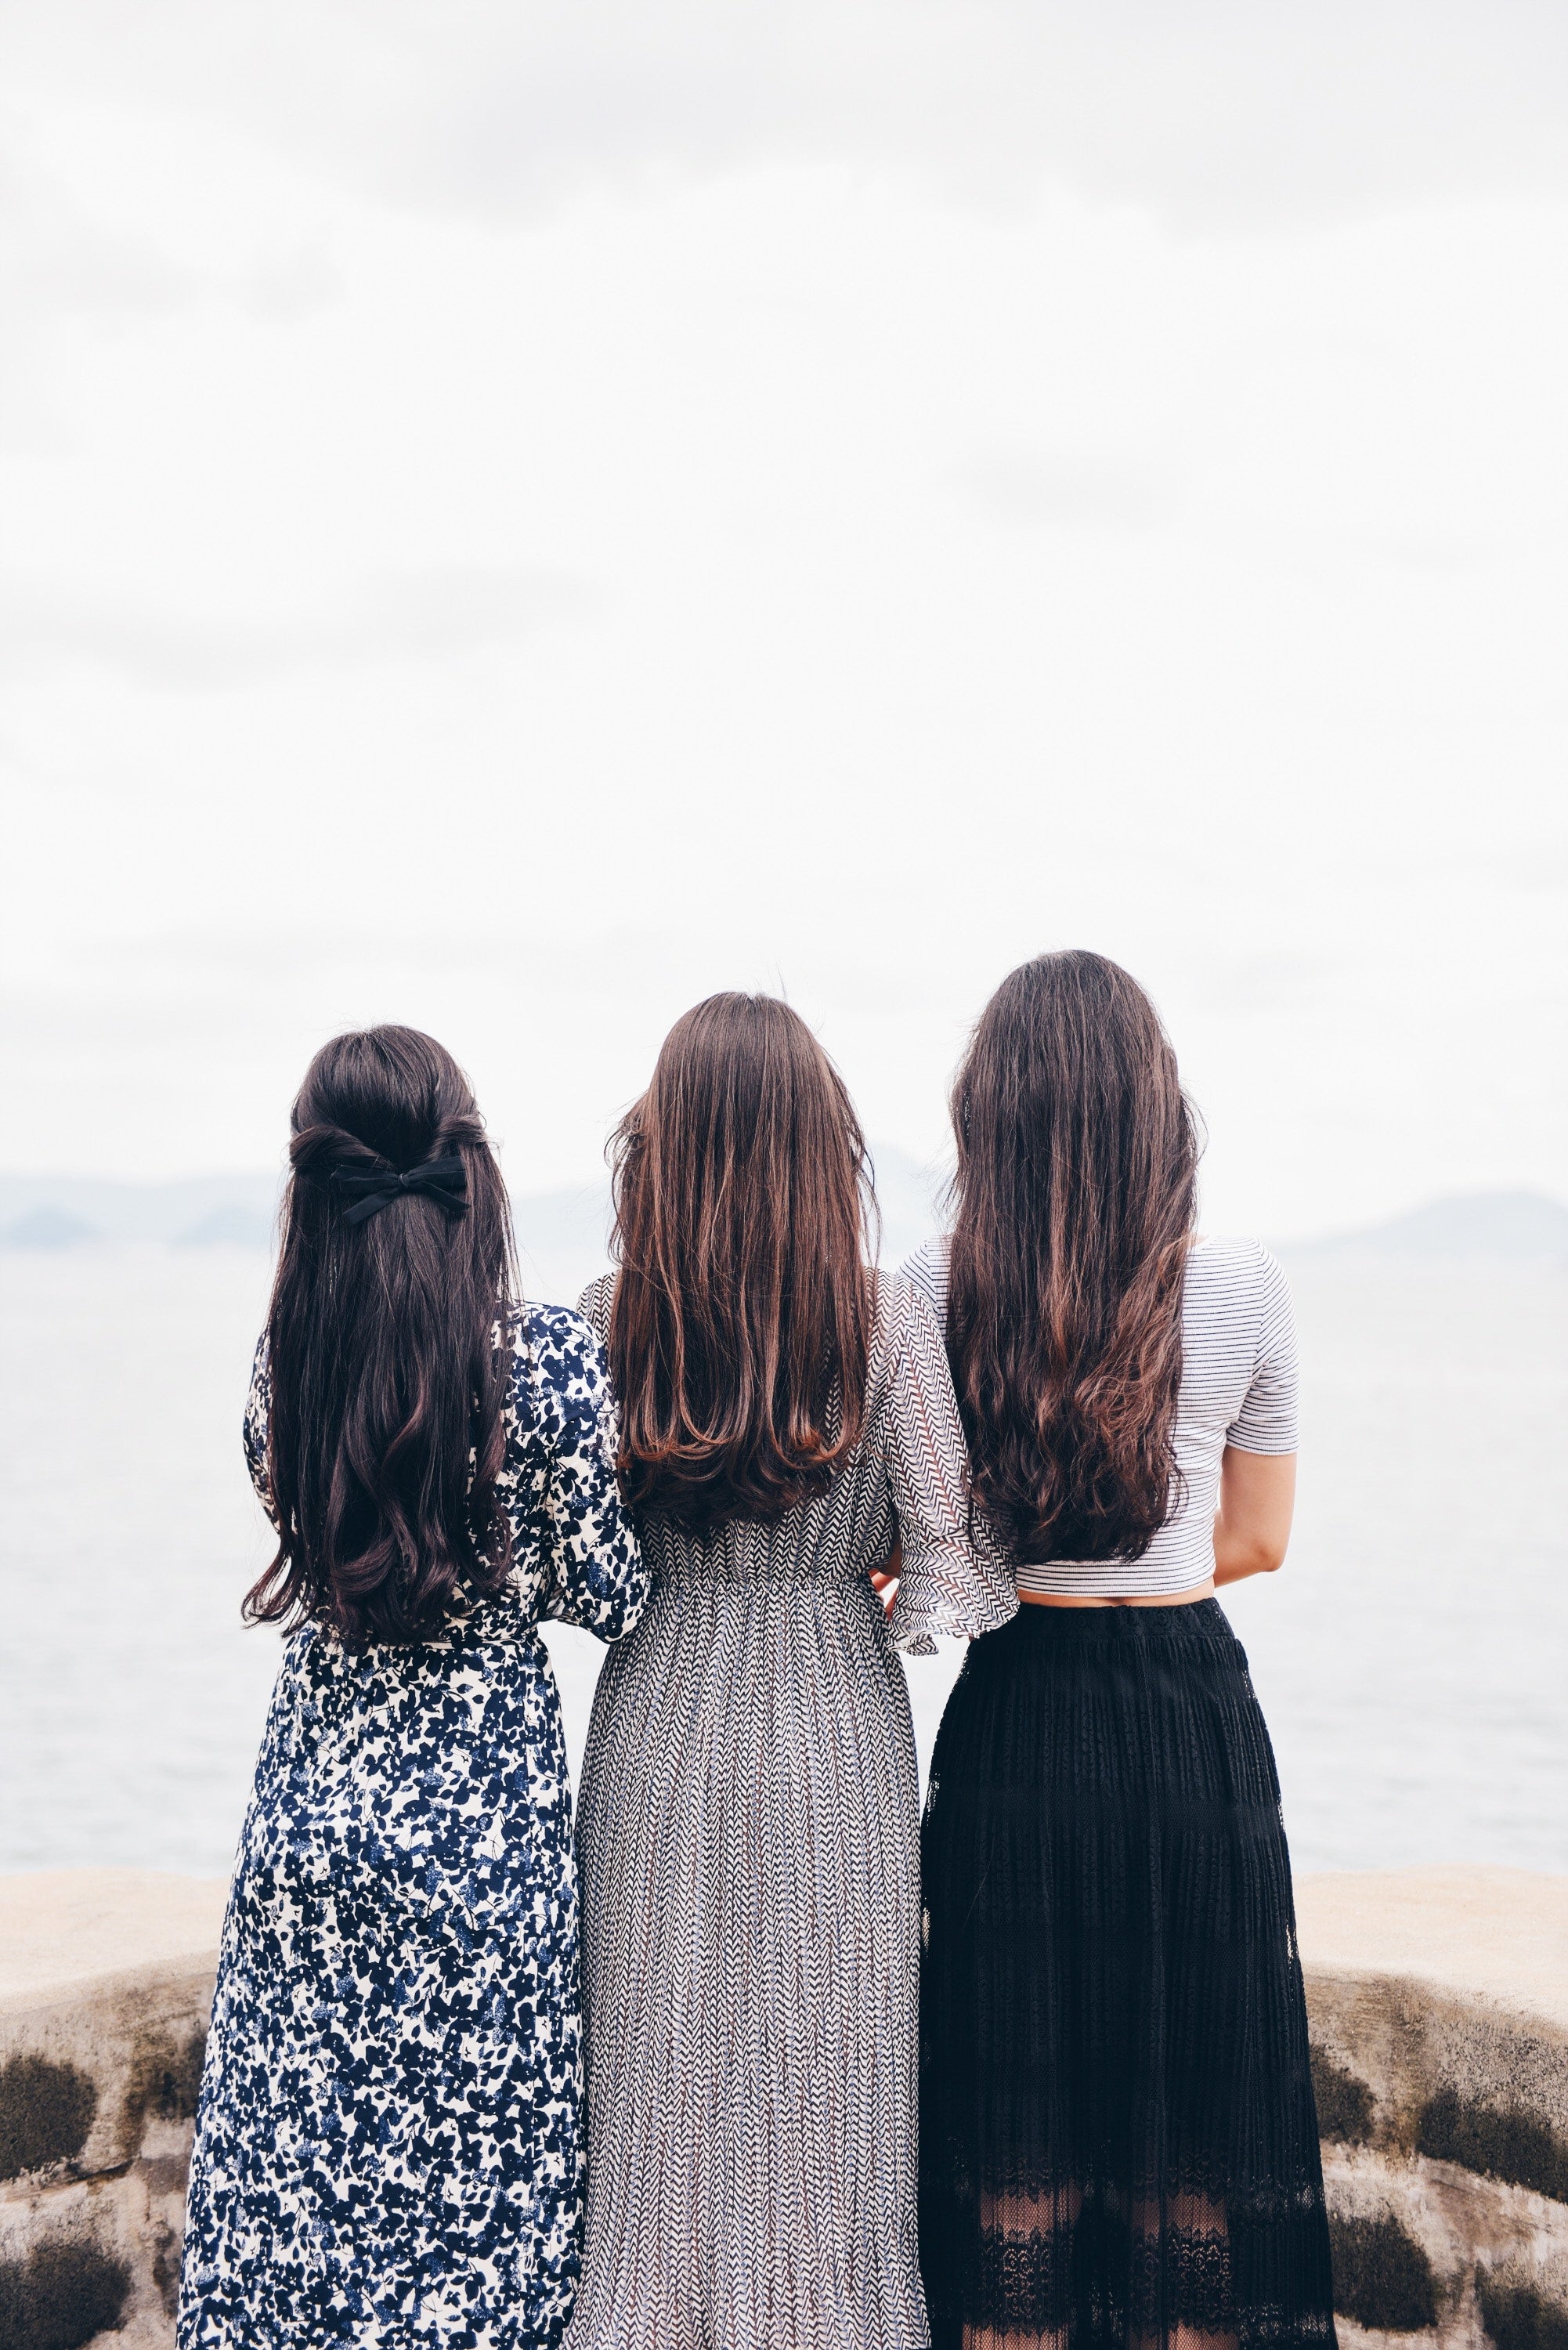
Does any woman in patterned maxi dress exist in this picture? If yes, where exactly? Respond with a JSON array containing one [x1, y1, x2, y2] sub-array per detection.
[[178, 1028, 646, 2350], [564, 995, 1015, 2350]]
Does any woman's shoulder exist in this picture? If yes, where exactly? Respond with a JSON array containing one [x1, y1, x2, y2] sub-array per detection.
[[1182, 1238, 1292, 1343], [1184, 1235, 1288, 1293], [520, 1294, 604, 1356], [503, 1300, 612, 1430], [870, 1262, 950, 1364], [894, 1235, 950, 1319], [576, 1270, 616, 1346]]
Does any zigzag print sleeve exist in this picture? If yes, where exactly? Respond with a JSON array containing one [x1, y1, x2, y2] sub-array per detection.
[[883, 1278, 1019, 1656]]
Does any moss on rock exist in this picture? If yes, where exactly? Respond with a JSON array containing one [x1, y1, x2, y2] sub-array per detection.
[[0, 2055, 98, 2182], [1328, 2211, 1440, 2332], [1477, 2269, 1568, 2350], [1312, 2044, 1376, 2146], [0, 2237, 131, 2350], [125, 2025, 207, 2130], [1418, 2092, 1568, 2204]]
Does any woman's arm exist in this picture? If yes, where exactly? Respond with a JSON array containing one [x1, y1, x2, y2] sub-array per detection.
[[1214, 1244, 1299, 1585], [537, 1314, 649, 1641], [881, 1287, 1017, 1652], [869, 1539, 902, 1620], [242, 1334, 276, 1524], [1212, 1446, 1295, 1584]]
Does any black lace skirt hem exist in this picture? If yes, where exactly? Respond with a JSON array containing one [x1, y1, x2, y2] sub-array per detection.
[[919, 1600, 1337, 2350]]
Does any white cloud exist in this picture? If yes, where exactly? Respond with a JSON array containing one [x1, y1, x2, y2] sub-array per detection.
[[0, 567, 590, 685], [0, 6, 1564, 1236], [6, 0, 1566, 225], [956, 451, 1177, 533]]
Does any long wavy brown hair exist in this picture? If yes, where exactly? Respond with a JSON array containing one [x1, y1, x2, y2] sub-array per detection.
[[244, 1025, 518, 1643], [946, 951, 1199, 1564], [607, 992, 875, 1535]]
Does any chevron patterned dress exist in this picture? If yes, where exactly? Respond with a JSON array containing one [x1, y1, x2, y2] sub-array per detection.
[[566, 1272, 1017, 2350]]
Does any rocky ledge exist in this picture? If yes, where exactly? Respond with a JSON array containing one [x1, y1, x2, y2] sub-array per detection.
[[0, 1872, 226, 2350], [1299, 1868, 1568, 2350], [1, 1866, 1564, 2350]]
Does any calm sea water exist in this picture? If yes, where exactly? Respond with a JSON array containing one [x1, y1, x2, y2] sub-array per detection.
[[1, 1244, 1563, 1878]]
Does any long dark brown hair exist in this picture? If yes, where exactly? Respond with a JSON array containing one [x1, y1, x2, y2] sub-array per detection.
[[244, 1025, 518, 1643], [608, 992, 875, 1535], [946, 951, 1199, 1564]]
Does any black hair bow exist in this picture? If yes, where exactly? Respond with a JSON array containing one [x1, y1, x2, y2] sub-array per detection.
[[331, 1154, 468, 1227]]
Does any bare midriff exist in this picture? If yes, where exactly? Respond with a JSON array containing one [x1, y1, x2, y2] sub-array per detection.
[[1017, 1578, 1216, 1609]]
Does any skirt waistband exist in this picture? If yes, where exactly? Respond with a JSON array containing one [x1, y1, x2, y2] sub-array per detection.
[[990, 1595, 1234, 1645]]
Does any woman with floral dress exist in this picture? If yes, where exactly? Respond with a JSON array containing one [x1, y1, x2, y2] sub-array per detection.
[[178, 1025, 646, 2350]]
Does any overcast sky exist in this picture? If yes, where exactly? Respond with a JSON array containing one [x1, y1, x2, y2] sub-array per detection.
[[3, 0, 1565, 1235]]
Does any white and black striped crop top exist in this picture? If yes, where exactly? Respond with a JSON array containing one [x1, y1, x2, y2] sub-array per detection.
[[898, 1235, 1299, 1597]]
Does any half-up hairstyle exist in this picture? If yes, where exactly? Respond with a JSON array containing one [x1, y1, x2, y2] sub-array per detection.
[[946, 951, 1199, 1564], [608, 992, 875, 1536], [244, 1025, 518, 1643]]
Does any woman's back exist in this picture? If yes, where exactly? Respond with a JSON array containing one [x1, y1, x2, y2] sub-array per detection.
[[903, 1232, 1298, 1596], [581, 1267, 1015, 1642], [179, 1028, 645, 2350], [914, 953, 1333, 2350], [570, 1266, 1012, 2350], [567, 994, 1012, 2350], [242, 1302, 643, 1640]]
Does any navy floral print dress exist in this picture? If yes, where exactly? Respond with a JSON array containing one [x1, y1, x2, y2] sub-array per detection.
[[178, 1306, 646, 2350]]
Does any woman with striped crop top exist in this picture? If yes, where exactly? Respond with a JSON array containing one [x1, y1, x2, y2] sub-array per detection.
[[909, 951, 1336, 2350]]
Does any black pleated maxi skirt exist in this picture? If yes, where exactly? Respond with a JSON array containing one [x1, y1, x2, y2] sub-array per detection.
[[919, 1600, 1337, 2350]]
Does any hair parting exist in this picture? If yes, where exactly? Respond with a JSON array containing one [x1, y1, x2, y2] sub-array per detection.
[[608, 992, 876, 1535], [946, 950, 1199, 1564], [244, 1024, 518, 1643]]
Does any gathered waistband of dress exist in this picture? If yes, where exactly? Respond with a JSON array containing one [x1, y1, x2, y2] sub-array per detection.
[[291, 1616, 549, 1668], [645, 1559, 874, 1594]]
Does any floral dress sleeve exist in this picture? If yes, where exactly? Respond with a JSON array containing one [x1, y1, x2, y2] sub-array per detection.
[[518, 1304, 648, 1641], [881, 1277, 1018, 1656], [242, 1333, 276, 1524]]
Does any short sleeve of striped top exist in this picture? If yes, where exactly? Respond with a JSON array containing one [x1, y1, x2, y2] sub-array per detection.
[[1224, 1244, 1299, 1453], [900, 1233, 1300, 1595]]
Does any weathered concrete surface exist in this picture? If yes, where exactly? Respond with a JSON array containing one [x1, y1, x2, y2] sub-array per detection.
[[1298, 1869, 1568, 2350], [1298, 1869, 1568, 2037], [0, 1865, 1563, 2349], [0, 1872, 226, 2350]]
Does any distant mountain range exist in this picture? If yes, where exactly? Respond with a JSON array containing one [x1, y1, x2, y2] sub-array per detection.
[[1282, 1190, 1568, 1261], [0, 1173, 284, 1252], [2, 1168, 1565, 1271], [0, 1149, 948, 1261]]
